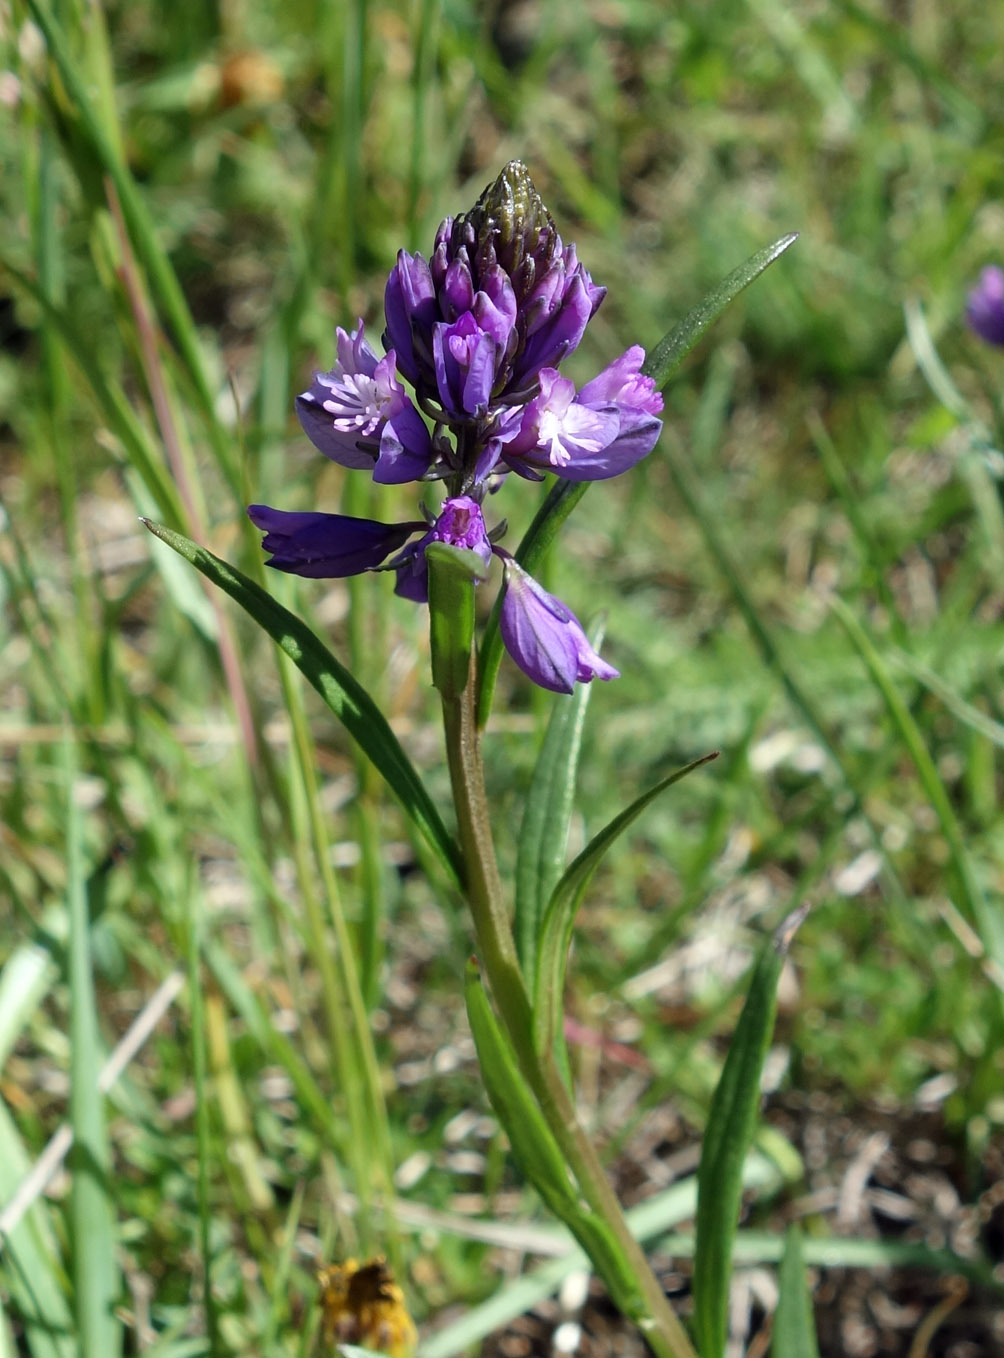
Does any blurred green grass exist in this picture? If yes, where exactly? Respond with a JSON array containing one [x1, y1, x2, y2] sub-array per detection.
[[2, 0, 1004, 1352]]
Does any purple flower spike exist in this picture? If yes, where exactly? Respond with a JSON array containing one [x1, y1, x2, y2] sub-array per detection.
[[499, 558, 619, 694], [966, 267, 1004, 347], [247, 505, 423, 578], [393, 495, 493, 602], [296, 322, 433, 482]]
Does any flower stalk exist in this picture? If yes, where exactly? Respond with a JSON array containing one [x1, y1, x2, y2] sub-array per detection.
[[427, 556, 698, 1358]]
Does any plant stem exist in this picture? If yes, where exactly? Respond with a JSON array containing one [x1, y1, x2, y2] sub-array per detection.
[[439, 646, 699, 1358]]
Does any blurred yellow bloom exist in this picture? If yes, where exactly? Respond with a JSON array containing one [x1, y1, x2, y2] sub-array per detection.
[[317, 1257, 417, 1357]]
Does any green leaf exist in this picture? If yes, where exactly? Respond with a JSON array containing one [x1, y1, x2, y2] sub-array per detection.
[[0, 1099, 77, 1358], [533, 754, 717, 1059], [65, 736, 122, 1358], [642, 234, 799, 388], [143, 521, 462, 887], [515, 627, 601, 985], [692, 906, 808, 1358], [426, 541, 489, 700], [463, 964, 647, 1325], [773, 1225, 820, 1358]]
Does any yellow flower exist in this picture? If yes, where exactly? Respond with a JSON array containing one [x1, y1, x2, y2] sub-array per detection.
[[317, 1257, 417, 1358]]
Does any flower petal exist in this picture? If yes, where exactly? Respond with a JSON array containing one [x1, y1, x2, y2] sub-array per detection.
[[966, 266, 1004, 347], [248, 505, 423, 578], [499, 559, 618, 693]]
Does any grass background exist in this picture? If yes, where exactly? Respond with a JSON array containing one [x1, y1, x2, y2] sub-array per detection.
[[1, 0, 1004, 1353]]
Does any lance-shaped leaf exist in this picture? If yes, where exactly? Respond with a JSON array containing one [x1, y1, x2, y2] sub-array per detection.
[[533, 754, 718, 1060], [514, 623, 603, 984], [642, 234, 799, 388], [464, 963, 649, 1327], [426, 542, 490, 701], [692, 906, 809, 1358], [144, 521, 461, 886], [773, 1225, 821, 1358]]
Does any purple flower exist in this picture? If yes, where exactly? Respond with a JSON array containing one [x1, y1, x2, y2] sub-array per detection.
[[392, 496, 494, 602], [296, 322, 434, 484], [247, 505, 424, 578], [384, 162, 605, 418], [966, 267, 1004, 347], [498, 558, 619, 694], [501, 348, 663, 481], [250, 163, 659, 692]]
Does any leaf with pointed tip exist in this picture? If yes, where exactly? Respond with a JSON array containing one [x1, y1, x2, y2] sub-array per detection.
[[515, 623, 603, 987], [773, 1225, 821, 1358], [642, 234, 799, 388], [144, 521, 462, 886], [692, 906, 809, 1358], [533, 754, 718, 1059]]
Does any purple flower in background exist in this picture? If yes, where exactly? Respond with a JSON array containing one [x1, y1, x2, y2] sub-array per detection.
[[966, 267, 1004, 347], [250, 161, 654, 690]]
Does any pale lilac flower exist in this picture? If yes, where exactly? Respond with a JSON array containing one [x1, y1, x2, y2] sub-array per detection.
[[966, 267, 1004, 347], [501, 349, 663, 481], [296, 322, 433, 483], [498, 559, 619, 694]]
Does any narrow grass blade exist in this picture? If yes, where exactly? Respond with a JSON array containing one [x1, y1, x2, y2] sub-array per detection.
[[830, 596, 1004, 978], [0, 935, 57, 1071], [515, 669, 596, 987], [203, 941, 343, 1149], [692, 906, 807, 1358], [0, 1102, 76, 1358], [773, 1225, 820, 1358], [642, 234, 798, 388], [657, 427, 907, 908], [65, 737, 121, 1357], [143, 521, 462, 886], [533, 754, 718, 1059], [26, 0, 238, 490]]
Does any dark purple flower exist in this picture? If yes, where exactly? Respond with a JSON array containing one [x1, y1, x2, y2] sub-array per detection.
[[296, 322, 434, 483], [247, 504, 423, 578], [498, 558, 619, 694], [384, 162, 605, 418], [966, 267, 1004, 347], [501, 348, 663, 481], [392, 495, 493, 602], [432, 312, 498, 421]]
